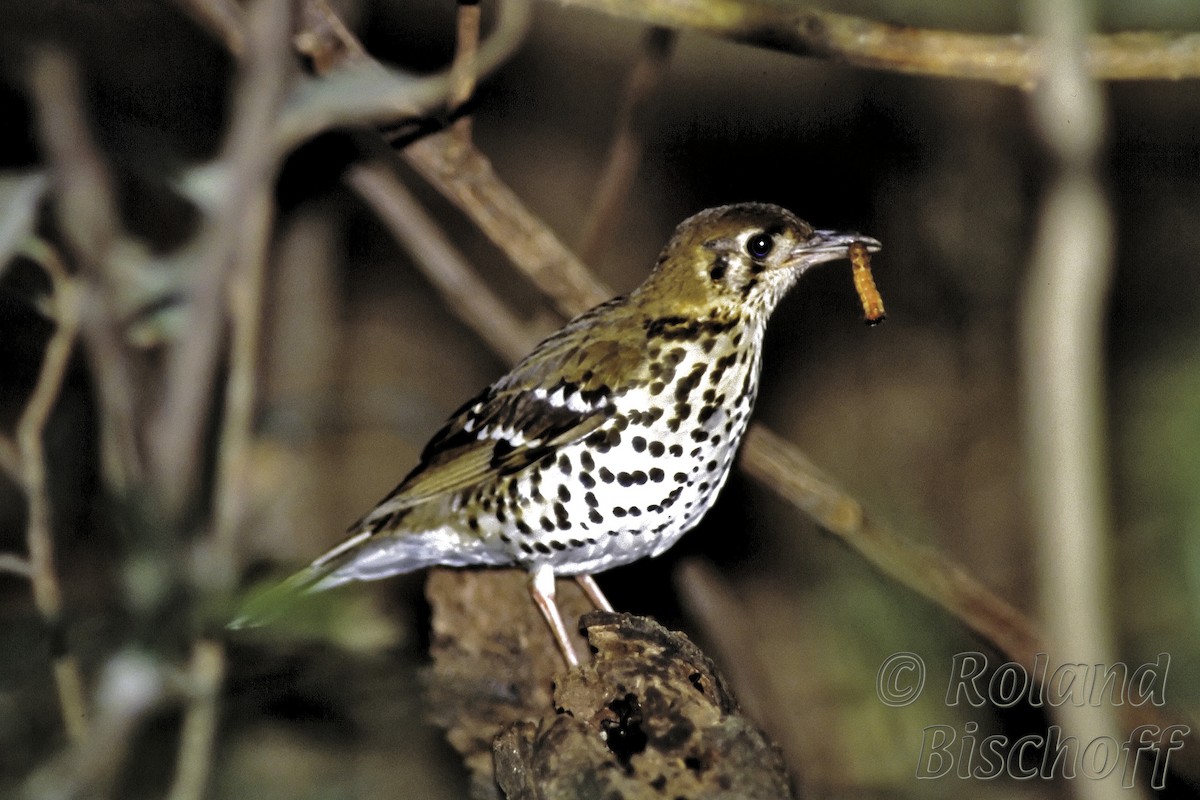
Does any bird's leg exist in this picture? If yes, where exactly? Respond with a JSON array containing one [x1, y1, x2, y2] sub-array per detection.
[[574, 574, 614, 612], [529, 564, 580, 667]]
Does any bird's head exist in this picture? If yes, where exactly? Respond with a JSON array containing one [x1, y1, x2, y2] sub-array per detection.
[[636, 203, 880, 323]]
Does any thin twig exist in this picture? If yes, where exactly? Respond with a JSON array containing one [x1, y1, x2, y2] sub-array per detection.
[[544, 0, 1200, 88], [577, 27, 676, 263], [449, 0, 483, 143], [0, 553, 33, 578], [166, 639, 226, 800], [9, 238, 89, 743], [211, 192, 275, 578], [346, 162, 552, 363]]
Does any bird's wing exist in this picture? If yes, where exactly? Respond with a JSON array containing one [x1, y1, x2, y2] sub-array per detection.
[[346, 327, 644, 535]]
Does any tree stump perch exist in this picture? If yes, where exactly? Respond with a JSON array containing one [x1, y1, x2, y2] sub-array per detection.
[[424, 569, 796, 799]]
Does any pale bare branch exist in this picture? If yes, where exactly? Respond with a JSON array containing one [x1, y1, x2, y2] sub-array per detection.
[[545, 0, 1200, 87]]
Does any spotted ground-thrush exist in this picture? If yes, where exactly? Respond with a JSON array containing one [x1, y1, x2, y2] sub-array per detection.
[[248, 203, 880, 665]]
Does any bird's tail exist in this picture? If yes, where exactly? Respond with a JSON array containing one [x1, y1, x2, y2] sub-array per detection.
[[227, 527, 505, 629], [226, 531, 390, 630]]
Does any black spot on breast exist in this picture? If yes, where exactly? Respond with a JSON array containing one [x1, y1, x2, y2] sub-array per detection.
[[558, 485, 571, 502], [580, 473, 596, 489], [631, 436, 647, 452], [580, 452, 595, 471], [675, 364, 707, 401], [558, 454, 571, 474], [648, 441, 665, 457], [649, 468, 664, 482], [599, 467, 616, 483], [540, 517, 555, 532]]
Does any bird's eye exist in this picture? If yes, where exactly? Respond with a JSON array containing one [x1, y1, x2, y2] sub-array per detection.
[[746, 232, 774, 259]]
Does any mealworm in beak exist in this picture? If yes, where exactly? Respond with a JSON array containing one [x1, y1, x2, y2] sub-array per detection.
[[849, 241, 885, 326]]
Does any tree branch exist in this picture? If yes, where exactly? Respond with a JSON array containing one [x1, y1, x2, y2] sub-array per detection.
[[545, 0, 1200, 87]]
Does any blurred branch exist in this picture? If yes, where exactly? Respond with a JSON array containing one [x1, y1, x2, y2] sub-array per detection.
[[675, 560, 816, 794], [449, 0, 483, 142], [172, 0, 247, 55], [1020, 0, 1134, 798], [0, 436, 19, 481], [346, 162, 552, 363], [0, 173, 49, 275], [740, 425, 1041, 662], [0, 236, 90, 743], [149, 0, 292, 521], [25, 652, 172, 799], [545, 0, 1200, 87], [577, 27, 676, 263], [211, 193, 274, 576], [0, 553, 33, 578], [403, 136, 613, 313], [29, 50, 145, 491], [166, 639, 226, 800], [277, 0, 531, 155]]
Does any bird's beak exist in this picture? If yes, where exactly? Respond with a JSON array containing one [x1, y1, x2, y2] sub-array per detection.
[[788, 230, 882, 268]]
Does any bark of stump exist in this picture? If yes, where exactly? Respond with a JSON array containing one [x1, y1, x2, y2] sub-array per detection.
[[424, 568, 795, 799]]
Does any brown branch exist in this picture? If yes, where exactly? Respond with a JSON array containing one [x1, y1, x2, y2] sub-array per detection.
[[403, 136, 612, 316], [449, 0, 483, 143], [544, 0, 1200, 87], [345, 161, 553, 363], [739, 425, 1041, 665], [577, 26, 676, 263]]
